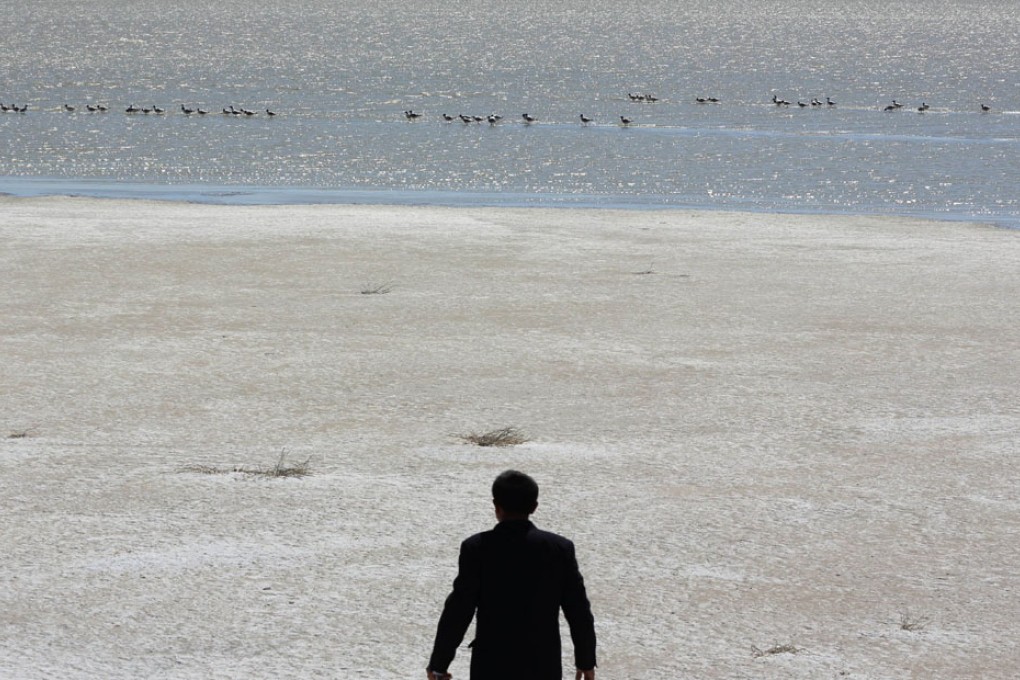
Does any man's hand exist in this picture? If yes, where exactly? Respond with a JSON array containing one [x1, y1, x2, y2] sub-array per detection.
[[576, 669, 595, 680]]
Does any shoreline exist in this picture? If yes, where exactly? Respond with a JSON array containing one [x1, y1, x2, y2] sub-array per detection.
[[2, 175, 1018, 230], [3, 197, 1019, 678]]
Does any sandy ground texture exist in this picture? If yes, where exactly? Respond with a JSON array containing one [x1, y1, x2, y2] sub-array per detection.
[[1, 197, 1018, 679]]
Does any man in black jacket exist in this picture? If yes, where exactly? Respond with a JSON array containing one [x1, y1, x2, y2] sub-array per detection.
[[427, 470, 597, 680]]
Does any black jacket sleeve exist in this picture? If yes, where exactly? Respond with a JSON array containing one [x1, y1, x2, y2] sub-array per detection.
[[427, 538, 481, 673], [561, 540, 597, 670]]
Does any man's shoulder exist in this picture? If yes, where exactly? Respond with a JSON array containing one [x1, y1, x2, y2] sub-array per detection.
[[526, 525, 575, 548], [462, 530, 491, 547]]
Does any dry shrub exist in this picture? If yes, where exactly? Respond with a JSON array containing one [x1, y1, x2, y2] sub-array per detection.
[[751, 644, 800, 658], [899, 611, 931, 632], [360, 282, 394, 295], [180, 451, 311, 478], [6, 426, 36, 439], [461, 427, 529, 447]]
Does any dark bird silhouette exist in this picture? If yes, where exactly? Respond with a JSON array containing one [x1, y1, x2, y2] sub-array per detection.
[[522, 113, 536, 123], [619, 115, 632, 125], [580, 113, 593, 125]]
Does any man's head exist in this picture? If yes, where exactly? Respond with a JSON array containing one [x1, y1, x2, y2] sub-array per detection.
[[492, 470, 539, 519]]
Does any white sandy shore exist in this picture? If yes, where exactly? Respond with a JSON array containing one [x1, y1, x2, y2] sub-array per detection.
[[1, 197, 1018, 679]]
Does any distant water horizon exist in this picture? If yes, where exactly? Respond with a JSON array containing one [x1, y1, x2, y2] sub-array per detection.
[[3, 0, 1020, 228]]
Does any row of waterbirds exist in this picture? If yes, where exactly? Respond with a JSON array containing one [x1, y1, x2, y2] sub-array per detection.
[[411, 111, 641, 125], [410, 94, 997, 126], [772, 95, 993, 112], [3, 93, 999, 119], [877, 99, 991, 113], [0, 102, 279, 115]]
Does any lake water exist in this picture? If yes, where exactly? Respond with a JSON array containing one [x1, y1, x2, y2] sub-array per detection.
[[2, 0, 1019, 225]]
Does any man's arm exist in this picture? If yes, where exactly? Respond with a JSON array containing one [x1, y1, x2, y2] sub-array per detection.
[[427, 538, 481, 675], [561, 540, 597, 674]]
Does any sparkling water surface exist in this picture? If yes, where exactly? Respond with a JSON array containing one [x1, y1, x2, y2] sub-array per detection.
[[2, 0, 1019, 224]]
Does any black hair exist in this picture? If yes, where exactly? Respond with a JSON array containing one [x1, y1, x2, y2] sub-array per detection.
[[492, 470, 539, 514]]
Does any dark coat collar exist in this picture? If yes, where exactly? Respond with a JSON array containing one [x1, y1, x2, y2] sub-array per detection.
[[494, 518, 534, 533]]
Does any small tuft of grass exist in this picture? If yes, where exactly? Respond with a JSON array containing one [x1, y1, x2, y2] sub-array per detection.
[[751, 644, 801, 658], [899, 611, 931, 632], [263, 449, 312, 478], [360, 281, 394, 295], [6, 427, 36, 439], [180, 450, 311, 478], [460, 426, 530, 448]]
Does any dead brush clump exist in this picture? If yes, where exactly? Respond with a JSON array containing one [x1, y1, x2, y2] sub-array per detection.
[[180, 450, 311, 478], [360, 281, 394, 295], [899, 611, 931, 632], [460, 426, 530, 448], [751, 643, 801, 658]]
